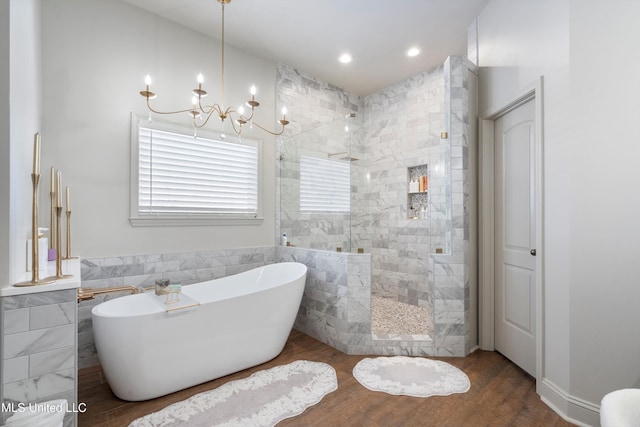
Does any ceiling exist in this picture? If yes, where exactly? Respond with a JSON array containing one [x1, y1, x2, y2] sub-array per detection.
[[121, 0, 489, 96]]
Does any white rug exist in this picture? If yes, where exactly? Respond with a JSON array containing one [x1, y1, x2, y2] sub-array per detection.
[[353, 356, 470, 397], [129, 360, 337, 427]]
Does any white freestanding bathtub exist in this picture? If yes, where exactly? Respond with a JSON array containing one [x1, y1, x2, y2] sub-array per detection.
[[91, 262, 307, 401]]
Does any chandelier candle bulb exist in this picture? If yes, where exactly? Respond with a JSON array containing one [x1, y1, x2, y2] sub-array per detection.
[[50, 167, 55, 193], [279, 106, 289, 126], [140, 75, 156, 99], [66, 187, 70, 211], [193, 73, 207, 98]]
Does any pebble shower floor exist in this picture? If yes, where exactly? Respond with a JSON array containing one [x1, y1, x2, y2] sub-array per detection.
[[370, 296, 432, 340]]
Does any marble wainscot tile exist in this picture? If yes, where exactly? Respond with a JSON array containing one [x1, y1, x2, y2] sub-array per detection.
[[178, 254, 213, 271], [4, 368, 75, 402], [29, 347, 75, 377], [1, 286, 79, 425], [3, 356, 28, 384], [29, 302, 75, 330], [4, 324, 75, 359], [2, 290, 76, 310], [3, 308, 29, 334]]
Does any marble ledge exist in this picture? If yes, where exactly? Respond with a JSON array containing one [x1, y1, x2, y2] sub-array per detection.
[[0, 259, 81, 297]]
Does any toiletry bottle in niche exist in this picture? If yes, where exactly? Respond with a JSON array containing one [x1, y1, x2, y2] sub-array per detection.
[[281, 233, 287, 246]]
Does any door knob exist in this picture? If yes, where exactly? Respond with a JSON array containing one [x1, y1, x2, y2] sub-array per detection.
[[530, 249, 536, 256]]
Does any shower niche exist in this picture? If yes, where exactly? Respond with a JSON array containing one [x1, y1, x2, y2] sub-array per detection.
[[407, 164, 428, 219]]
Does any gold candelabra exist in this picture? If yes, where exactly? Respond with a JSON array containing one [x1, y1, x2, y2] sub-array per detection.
[[64, 206, 77, 260], [15, 135, 56, 287], [50, 172, 73, 280], [53, 205, 71, 279]]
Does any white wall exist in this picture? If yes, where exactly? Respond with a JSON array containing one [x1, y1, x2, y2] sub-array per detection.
[[0, 2, 10, 288], [0, 0, 42, 289], [479, 0, 640, 423], [40, 0, 277, 258], [477, 0, 571, 393], [569, 0, 640, 404]]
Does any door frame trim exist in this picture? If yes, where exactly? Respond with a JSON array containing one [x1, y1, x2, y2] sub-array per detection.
[[478, 77, 545, 384]]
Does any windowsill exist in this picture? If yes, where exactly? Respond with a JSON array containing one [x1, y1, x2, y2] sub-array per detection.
[[129, 216, 264, 227]]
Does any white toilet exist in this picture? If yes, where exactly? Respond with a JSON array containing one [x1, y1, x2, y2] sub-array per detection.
[[600, 389, 640, 427]]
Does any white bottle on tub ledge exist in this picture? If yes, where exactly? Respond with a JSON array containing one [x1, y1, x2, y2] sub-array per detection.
[[281, 233, 287, 246]]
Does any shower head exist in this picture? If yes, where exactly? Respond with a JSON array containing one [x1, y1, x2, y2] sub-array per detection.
[[328, 151, 359, 162]]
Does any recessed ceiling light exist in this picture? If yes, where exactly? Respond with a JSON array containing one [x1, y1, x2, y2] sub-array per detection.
[[338, 53, 353, 64], [406, 47, 421, 57]]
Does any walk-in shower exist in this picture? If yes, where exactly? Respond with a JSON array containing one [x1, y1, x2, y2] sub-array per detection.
[[277, 109, 446, 341], [276, 55, 477, 355]]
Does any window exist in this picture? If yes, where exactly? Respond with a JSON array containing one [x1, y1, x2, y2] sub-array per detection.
[[299, 155, 350, 213], [130, 115, 261, 226]]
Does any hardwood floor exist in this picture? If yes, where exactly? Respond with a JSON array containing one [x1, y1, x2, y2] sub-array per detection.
[[79, 330, 575, 427]]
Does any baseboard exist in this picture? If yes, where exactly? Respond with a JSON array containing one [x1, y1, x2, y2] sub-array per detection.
[[538, 378, 601, 427]]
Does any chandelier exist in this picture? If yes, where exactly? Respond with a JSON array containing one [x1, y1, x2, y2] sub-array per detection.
[[139, 0, 289, 136]]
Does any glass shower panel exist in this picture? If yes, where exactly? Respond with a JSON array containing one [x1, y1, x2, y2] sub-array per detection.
[[427, 112, 452, 254], [278, 115, 362, 252]]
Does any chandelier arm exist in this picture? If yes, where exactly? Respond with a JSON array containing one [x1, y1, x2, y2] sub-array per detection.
[[198, 101, 223, 116], [146, 99, 194, 115], [248, 120, 287, 136], [243, 106, 256, 123], [229, 117, 243, 135], [194, 109, 220, 129]]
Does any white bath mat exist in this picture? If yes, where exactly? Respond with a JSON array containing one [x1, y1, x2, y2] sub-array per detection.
[[129, 360, 337, 427], [353, 356, 470, 397]]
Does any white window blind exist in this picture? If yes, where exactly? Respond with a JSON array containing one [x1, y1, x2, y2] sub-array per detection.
[[138, 127, 258, 216], [299, 155, 350, 213]]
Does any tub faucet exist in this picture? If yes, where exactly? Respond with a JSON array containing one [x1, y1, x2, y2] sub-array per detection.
[[77, 285, 139, 302]]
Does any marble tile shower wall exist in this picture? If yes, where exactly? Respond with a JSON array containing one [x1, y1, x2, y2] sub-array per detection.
[[77, 247, 276, 368], [276, 63, 370, 252], [364, 66, 444, 308], [287, 245, 466, 357], [1, 290, 77, 427], [428, 56, 478, 356]]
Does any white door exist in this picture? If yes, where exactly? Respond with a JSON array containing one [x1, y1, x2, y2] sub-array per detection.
[[494, 98, 537, 377]]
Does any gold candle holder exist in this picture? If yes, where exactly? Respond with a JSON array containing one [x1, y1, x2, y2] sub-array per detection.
[[14, 174, 56, 287], [54, 206, 72, 280], [64, 210, 77, 260], [50, 190, 56, 251], [49, 166, 56, 251]]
